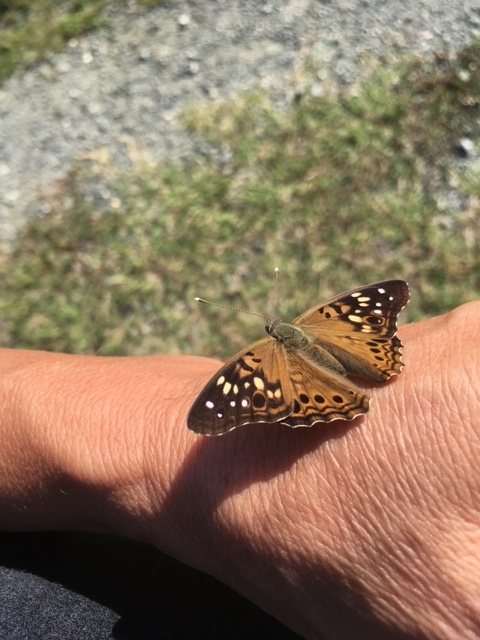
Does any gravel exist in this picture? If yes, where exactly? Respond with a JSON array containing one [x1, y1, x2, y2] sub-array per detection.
[[0, 0, 479, 245]]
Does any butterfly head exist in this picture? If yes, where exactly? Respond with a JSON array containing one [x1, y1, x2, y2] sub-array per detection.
[[265, 318, 280, 336]]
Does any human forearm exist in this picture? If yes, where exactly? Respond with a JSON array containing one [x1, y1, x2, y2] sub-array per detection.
[[0, 350, 198, 539]]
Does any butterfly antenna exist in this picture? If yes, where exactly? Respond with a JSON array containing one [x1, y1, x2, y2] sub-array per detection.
[[194, 297, 270, 321], [270, 267, 279, 317]]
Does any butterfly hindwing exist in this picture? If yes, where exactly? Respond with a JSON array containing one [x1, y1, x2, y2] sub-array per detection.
[[187, 339, 293, 435], [280, 348, 371, 426]]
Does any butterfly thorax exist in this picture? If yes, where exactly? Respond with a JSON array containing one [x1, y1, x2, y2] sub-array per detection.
[[266, 319, 309, 349], [267, 318, 348, 376]]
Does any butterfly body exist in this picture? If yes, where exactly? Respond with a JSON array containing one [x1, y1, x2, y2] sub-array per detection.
[[269, 321, 349, 375], [188, 280, 409, 436]]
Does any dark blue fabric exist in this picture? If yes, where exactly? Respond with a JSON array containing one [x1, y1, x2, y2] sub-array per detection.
[[0, 532, 302, 639]]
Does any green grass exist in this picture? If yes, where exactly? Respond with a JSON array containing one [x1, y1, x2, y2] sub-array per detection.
[[0, 0, 166, 85], [0, 46, 479, 356], [0, 0, 107, 84]]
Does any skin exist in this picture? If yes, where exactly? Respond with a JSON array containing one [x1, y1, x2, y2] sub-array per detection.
[[0, 301, 479, 639]]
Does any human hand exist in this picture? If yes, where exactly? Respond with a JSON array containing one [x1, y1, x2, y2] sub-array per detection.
[[0, 302, 478, 639]]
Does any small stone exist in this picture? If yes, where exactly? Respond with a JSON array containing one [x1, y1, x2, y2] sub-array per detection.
[[178, 13, 190, 27], [56, 60, 70, 74], [39, 64, 55, 81], [310, 83, 324, 98], [87, 103, 101, 115], [457, 69, 471, 82], [5, 190, 20, 204], [456, 138, 475, 158]]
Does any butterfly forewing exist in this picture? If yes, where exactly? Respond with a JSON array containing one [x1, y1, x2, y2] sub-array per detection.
[[187, 338, 293, 435], [294, 280, 409, 382]]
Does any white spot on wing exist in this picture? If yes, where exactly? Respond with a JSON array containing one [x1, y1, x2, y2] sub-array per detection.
[[241, 398, 249, 407], [253, 376, 265, 390], [378, 288, 386, 294], [205, 401, 214, 409], [223, 381, 232, 395]]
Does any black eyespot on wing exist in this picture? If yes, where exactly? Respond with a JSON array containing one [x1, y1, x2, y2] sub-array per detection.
[[252, 392, 266, 409]]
